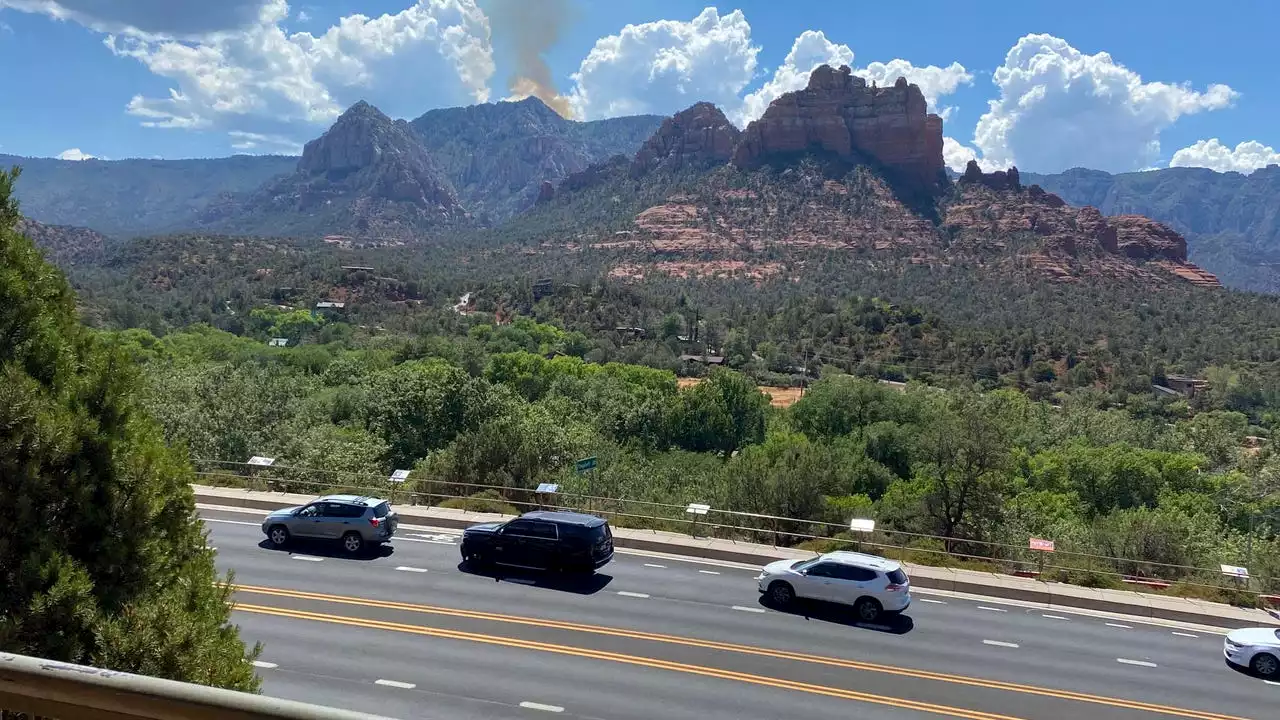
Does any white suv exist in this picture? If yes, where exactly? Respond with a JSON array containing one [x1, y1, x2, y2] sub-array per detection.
[[757, 551, 911, 622]]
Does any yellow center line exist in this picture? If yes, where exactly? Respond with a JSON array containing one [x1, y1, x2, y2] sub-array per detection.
[[238, 603, 1021, 720], [232, 584, 1247, 720]]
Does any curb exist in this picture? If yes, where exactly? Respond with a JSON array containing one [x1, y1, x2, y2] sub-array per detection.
[[196, 490, 1278, 630]]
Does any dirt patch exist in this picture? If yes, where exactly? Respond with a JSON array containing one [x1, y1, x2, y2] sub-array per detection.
[[678, 377, 805, 408]]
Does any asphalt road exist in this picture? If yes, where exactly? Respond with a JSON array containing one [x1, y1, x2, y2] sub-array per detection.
[[201, 507, 1278, 720]]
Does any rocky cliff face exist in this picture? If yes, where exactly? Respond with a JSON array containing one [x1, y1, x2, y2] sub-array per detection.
[[632, 102, 741, 176], [950, 164, 1219, 287], [732, 65, 945, 195], [203, 101, 464, 238], [17, 217, 109, 266]]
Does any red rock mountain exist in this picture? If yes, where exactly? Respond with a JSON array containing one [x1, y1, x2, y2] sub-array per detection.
[[732, 65, 945, 196], [632, 102, 741, 176]]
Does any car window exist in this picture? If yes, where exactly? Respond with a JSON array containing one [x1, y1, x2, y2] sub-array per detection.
[[886, 569, 908, 585], [373, 502, 390, 518], [317, 502, 346, 517], [333, 504, 365, 519], [504, 520, 538, 536], [298, 504, 320, 517], [806, 563, 839, 578], [833, 566, 879, 582], [526, 521, 558, 540]]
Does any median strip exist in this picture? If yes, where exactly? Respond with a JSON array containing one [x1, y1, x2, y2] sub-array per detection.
[[232, 584, 1245, 720]]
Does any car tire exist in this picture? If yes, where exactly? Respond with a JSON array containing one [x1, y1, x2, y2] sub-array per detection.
[[1251, 652, 1279, 678], [267, 525, 290, 548], [768, 581, 796, 607], [853, 597, 883, 623], [341, 532, 364, 555]]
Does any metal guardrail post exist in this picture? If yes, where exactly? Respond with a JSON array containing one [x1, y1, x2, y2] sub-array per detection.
[[0, 652, 398, 720]]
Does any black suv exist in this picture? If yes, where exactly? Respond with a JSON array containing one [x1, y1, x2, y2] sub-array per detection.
[[461, 511, 614, 573]]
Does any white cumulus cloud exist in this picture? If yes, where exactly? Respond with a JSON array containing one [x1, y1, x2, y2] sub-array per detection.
[[56, 147, 96, 161], [567, 7, 759, 120], [969, 34, 1237, 173], [0, 0, 273, 38], [228, 130, 303, 154], [1169, 139, 1280, 174], [943, 137, 978, 172], [96, 1, 493, 150]]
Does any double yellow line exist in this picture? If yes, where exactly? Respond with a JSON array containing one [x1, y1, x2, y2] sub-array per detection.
[[234, 584, 1248, 720]]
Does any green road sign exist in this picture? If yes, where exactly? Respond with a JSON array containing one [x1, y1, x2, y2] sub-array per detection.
[[575, 456, 598, 473]]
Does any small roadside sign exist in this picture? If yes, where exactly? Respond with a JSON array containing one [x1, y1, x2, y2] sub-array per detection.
[[1220, 564, 1250, 579], [849, 518, 876, 533], [1029, 537, 1055, 552], [388, 469, 411, 483], [685, 503, 710, 516], [536, 483, 560, 494], [247, 456, 275, 467], [575, 457, 597, 473]]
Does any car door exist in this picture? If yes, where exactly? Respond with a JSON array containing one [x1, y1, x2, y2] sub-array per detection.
[[797, 562, 841, 601], [494, 520, 539, 567], [522, 520, 561, 569], [328, 503, 366, 539], [827, 565, 880, 605], [312, 502, 348, 539], [291, 503, 327, 538]]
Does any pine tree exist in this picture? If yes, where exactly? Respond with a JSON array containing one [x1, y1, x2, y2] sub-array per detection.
[[0, 166, 261, 692]]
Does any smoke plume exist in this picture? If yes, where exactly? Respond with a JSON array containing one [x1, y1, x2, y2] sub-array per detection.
[[487, 0, 575, 118]]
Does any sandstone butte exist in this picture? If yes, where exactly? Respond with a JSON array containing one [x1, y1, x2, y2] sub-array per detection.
[[580, 63, 1219, 289]]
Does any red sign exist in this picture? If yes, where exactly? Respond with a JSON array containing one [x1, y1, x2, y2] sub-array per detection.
[[1029, 537, 1055, 552]]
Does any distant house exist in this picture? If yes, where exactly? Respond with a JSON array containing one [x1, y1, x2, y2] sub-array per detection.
[[342, 266, 375, 272], [615, 327, 646, 342], [267, 338, 289, 348], [1163, 375, 1209, 397], [679, 354, 726, 366], [1152, 384, 1182, 399], [315, 300, 346, 310]]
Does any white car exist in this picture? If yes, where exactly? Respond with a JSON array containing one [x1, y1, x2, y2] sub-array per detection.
[[1224, 627, 1280, 678], [757, 551, 910, 622]]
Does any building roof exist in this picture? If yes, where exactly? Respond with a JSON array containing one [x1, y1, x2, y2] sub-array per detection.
[[679, 354, 726, 364]]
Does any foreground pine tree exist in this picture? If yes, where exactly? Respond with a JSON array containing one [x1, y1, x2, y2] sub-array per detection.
[[0, 167, 260, 692]]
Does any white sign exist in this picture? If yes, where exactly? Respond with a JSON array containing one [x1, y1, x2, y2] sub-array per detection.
[[388, 469, 411, 483], [536, 483, 560, 494], [1220, 564, 1250, 579], [849, 518, 876, 533], [685, 503, 710, 516], [1029, 537, 1056, 552], [246, 456, 275, 467]]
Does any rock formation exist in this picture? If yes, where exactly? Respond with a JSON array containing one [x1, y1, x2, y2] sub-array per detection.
[[632, 102, 740, 176], [959, 160, 1021, 192], [732, 66, 945, 195]]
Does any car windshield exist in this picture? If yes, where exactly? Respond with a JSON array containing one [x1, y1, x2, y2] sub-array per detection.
[[792, 559, 820, 571]]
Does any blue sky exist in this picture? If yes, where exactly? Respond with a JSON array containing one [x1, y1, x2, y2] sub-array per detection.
[[1, 0, 1277, 174]]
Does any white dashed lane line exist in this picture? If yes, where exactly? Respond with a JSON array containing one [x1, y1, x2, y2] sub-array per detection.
[[1106, 623, 1133, 629], [616, 591, 651, 599], [519, 702, 565, 713], [375, 679, 416, 689], [252, 661, 278, 669], [977, 606, 1007, 613], [698, 570, 721, 575], [1116, 658, 1158, 668], [395, 566, 428, 573], [1041, 614, 1069, 620], [1171, 631, 1198, 638], [918, 598, 946, 605], [732, 605, 766, 614], [643, 563, 667, 568], [291, 555, 324, 562], [982, 640, 1020, 648]]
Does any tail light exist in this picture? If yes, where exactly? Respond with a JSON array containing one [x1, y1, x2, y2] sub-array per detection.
[[369, 517, 382, 528], [885, 583, 907, 592]]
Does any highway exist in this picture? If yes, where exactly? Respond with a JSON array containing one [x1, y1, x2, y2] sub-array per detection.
[[201, 507, 1278, 720]]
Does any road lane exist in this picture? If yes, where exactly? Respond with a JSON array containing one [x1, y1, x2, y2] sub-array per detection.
[[203, 509, 1275, 719]]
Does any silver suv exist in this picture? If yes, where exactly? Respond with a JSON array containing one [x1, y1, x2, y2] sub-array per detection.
[[261, 495, 399, 554]]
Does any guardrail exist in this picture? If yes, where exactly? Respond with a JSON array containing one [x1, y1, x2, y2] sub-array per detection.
[[193, 458, 1279, 604], [0, 652, 395, 720]]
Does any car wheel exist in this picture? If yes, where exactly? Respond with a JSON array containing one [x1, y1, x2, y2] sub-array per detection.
[[854, 597, 883, 623], [268, 525, 290, 547], [768, 581, 795, 607], [1251, 652, 1279, 678], [342, 532, 364, 554]]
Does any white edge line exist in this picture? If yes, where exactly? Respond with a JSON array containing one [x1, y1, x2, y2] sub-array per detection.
[[519, 702, 564, 712], [375, 679, 416, 689], [731, 605, 766, 614], [616, 591, 650, 599], [203, 518, 261, 527], [395, 566, 428, 573], [251, 661, 278, 669], [983, 640, 1020, 648], [1116, 658, 1158, 668]]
